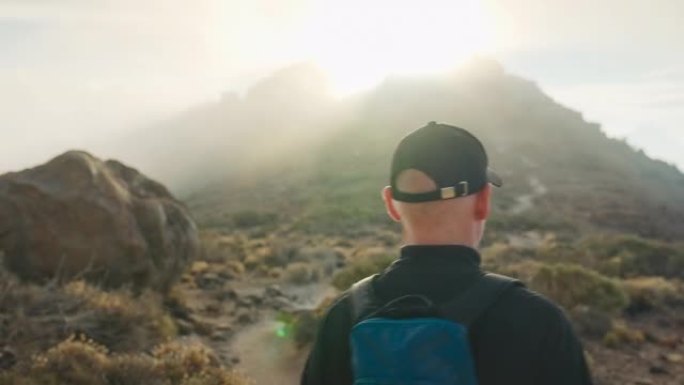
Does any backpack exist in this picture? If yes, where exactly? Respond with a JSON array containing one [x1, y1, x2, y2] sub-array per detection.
[[349, 273, 521, 385]]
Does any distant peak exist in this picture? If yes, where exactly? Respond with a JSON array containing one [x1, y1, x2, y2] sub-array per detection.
[[245, 62, 331, 101], [454, 56, 506, 78]]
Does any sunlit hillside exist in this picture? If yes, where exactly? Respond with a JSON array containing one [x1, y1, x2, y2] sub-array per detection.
[[122, 59, 684, 241]]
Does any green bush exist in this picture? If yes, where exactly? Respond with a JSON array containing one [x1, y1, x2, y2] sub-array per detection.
[[578, 235, 684, 279], [231, 210, 278, 228], [279, 296, 337, 349], [332, 253, 395, 291], [569, 306, 613, 339], [494, 234, 684, 280], [497, 261, 629, 315], [530, 263, 629, 314]]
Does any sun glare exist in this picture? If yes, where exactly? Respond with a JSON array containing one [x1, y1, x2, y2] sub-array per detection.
[[296, 0, 494, 95]]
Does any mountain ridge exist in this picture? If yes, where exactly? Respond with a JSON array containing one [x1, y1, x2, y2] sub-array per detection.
[[117, 59, 684, 240]]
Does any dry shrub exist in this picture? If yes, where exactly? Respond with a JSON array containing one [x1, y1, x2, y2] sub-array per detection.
[[283, 262, 320, 285], [0, 272, 176, 362], [481, 243, 534, 270], [332, 252, 394, 291], [200, 232, 247, 263], [0, 337, 247, 385], [268, 267, 283, 279], [569, 306, 614, 339], [623, 277, 682, 313], [242, 238, 325, 273], [603, 321, 645, 348], [292, 247, 345, 277], [62, 282, 177, 351], [26, 336, 110, 385], [493, 260, 544, 283], [225, 261, 246, 276]]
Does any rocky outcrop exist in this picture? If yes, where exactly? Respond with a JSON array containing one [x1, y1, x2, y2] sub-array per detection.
[[0, 151, 199, 290]]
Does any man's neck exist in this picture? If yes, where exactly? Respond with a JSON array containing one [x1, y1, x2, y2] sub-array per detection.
[[402, 229, 479, 248]]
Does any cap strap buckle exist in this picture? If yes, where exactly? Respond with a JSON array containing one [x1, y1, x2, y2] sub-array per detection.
[[440, 186, 456, 199], [440, 181, 469, 199], [459, 181, 469, 196]]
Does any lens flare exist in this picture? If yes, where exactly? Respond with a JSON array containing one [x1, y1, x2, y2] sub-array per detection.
[[295, 0, 494, 95]]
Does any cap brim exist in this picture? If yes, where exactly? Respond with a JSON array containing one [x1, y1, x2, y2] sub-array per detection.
[[487, 168, 503, 187]]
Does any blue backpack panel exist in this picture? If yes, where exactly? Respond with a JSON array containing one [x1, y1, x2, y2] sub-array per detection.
[[351, 318, 477, 385], [349, 273, 520, 385]]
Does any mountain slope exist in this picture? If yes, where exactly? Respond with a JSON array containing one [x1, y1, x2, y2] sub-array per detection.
[[123, 59, 684, 240]]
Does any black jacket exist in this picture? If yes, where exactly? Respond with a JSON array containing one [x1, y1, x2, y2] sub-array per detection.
[[301, 245, 593, 385]]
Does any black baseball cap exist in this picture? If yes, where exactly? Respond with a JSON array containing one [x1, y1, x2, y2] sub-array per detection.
[[390, 122, 502, 202]]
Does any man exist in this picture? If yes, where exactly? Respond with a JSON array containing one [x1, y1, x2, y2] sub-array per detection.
[[301, 122, 593, 385]]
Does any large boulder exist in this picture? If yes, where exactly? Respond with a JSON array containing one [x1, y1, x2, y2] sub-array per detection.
[[0, 151, 200, 290]]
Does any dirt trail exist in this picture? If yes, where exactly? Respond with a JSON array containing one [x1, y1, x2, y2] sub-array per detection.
[[228, 282, 334, 385], [509, 176, 548, 215], [230, 317, 308, 385]]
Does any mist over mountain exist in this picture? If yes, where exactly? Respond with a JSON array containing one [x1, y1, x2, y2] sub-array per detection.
[[120, 59, 684, 240]]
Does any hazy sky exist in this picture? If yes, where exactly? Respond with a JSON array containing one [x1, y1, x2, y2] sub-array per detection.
[[1, 0, 682, 173]]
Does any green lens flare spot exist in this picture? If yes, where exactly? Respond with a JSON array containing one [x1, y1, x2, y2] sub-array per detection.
[[275, 321, 290, 338]]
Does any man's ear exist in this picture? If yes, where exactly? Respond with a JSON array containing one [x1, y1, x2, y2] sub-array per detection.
[[382, 186, 402, 222], [474, 183, 492, 220]]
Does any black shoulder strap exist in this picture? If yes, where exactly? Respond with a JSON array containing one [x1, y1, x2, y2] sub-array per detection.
[[440, 273, 523, 327], [349, 274, 379, 323]]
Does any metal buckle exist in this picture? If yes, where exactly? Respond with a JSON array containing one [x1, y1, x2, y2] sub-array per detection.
[[441, 182, 469, 199], [458, 181, 469, 196], [440, 186, 456, 199]]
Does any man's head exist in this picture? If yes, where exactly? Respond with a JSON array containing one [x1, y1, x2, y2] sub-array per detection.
[[382, 122, 502, 247]]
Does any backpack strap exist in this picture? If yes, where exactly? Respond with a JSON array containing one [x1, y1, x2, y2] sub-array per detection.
[[439, 273, 523, 327], [349, 274, 379, 323], [350, 272, 522, 326]]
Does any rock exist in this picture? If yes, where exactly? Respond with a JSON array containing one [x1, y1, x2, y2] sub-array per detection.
[[217, 269, 238, 281], [216, 324, 234, 334], [236, 310, 256, 325], [195, 272, 223, 290], [245, 294, 263, 306], [0, 151, 199, 290], [209, 324, 234, 342], [236, 296, 255, 308], [649, 365, 668, 375], [267, 296, 293, 311], [204, 303, 222, 314], [175, 319, 195, 336], [663, 353, 683, 363], [190, 261, 210, 275], [0, 347, 16, 370], [264, 284, 284, 298], [190, 317, 215, 336], [655, 335, 681, 349], [210, 331, 230, 342], [214, 288, 238, 302], [633, 379, 653, 385]]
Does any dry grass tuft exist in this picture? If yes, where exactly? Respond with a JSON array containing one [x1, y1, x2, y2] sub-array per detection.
[[0, 337, 248, 385]]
